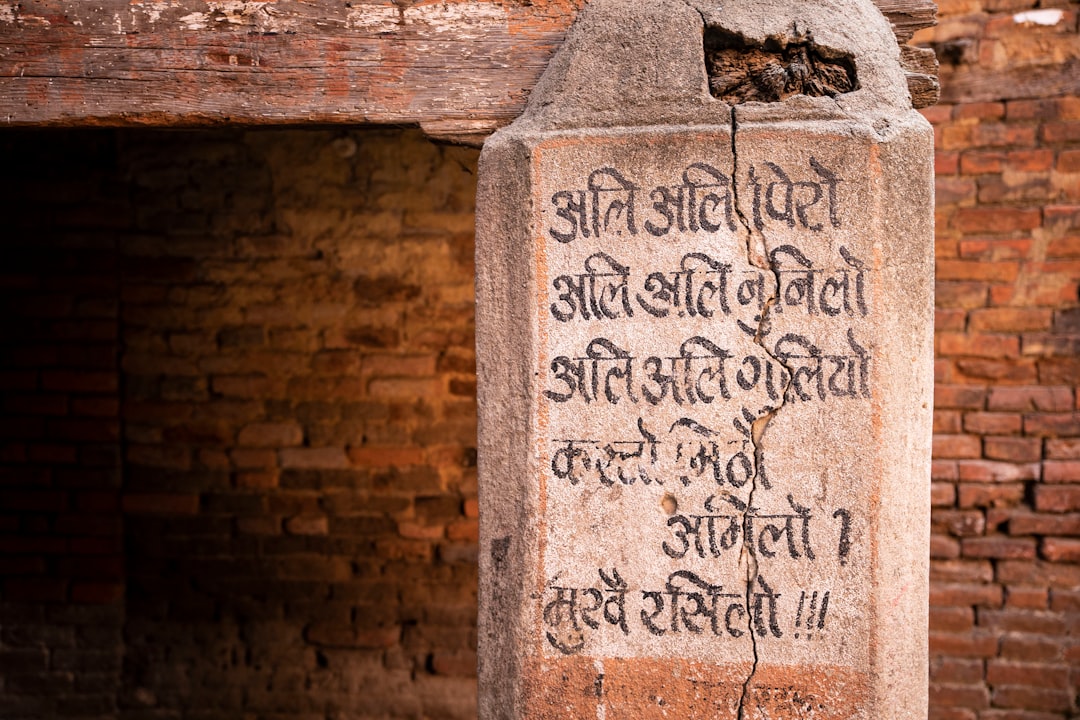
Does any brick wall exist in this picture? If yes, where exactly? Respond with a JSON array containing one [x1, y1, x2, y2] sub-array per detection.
[[917, 2, 1080, 718], [1, 129, 480, 719], [0, 6, 1077, 717], [0, 132, 126, 719]]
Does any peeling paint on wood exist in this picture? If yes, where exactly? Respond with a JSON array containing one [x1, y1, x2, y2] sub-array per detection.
[[0, 0, 936, 138]]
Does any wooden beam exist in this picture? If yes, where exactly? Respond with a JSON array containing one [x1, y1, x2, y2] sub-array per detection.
[[0, 0, 936, 141]]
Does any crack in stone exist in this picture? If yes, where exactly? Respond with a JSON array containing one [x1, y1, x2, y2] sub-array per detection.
[[687, 7, 800, 713], [730, 102, 795, 720]]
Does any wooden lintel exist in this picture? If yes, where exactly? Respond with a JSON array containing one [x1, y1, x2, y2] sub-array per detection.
[[0, 0, 937, 140]]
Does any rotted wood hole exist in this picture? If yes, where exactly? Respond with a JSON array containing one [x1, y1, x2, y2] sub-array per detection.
[[705, 27, 859, 103]]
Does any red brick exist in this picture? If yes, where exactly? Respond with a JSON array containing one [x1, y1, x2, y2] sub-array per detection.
[[936, 311, 967, 335], [237, 422, 304, 448], [954, 102, 1005, 121], [229, 448, 277, 469], [936, 282, 989, 309], [429, 650, 477, 677], [279, 447, 350, 469], [989, 285, 1016, 306], [1049, 589, 1080, 611], [999, 634, 1065, 663], [1004, 586, 1048, 609], [930, 657, 984, 685], [969, 309, 1051, 333], [446, 518, 478, 542], [959, 483, 1025, 508], [1046, 438, 1080, 459], [986, 660, 1069, 689], [962, 536, 1036, 559], [211, 374, 272, 398], [930, 582, 1003, 608], [953, 208, 1042, 233], [929, 683, 990, 709], [929, 631, 999, 658], [127, 443, 191, 470], [1046, 235, 1080, 258], [930, 606, 975, 632], [932, 534, 961, 558], [234, 471, 279, 489], [1007, 149, 1055, 173], [933, 460, 958, 482], [362, 354, 437, 377], [921, 104, 952, 125], [1007, 97, 1080, 121], [1023, 334, 1080, 360], [235, 515, 281, 535], [936, 359, 955, 383], [983, 437, 1041, 463], [936, 151, 960, 175], [934, 434, 983, 459], [368, 377, 442, 398], [991, 686, 1072, 713], [122, 493, 199, 515], [1043, 461, 1080, 483], [939, 333, 1020, 358], [1008, 512, 1080, 536], [966, 413, 1022, 437], [1058, 149, 1080, 173], [957, 238, 1032, 262], [934, 510, 986, 537], [935, 410, 963, 433], [285, 514, 329, 536], [1040, 537, 1080, 562], [1034, 485, 1080, 512], [936, 260, 1019, 283], [960, 150, 1006, 175], [933, 482, 957, 507], [1042, 121, 1080, 144], [958, 459, 1039, 483], [973, 123, 1038, 148], [347, 446, 427, 467], [936, 385, 988, 410], [1024, 413, 1080, 437], [1044, 204, 1080, 227], [989, 386, 1072, 412], [997, 559, 1080, 587], [305, 623, 400, 649], [979, 609, 1067, 635]]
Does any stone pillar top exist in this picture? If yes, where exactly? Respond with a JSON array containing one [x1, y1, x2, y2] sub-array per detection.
[[515, 0, 914, 133]]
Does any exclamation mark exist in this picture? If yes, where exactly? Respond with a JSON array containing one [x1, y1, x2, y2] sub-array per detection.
[[793, 590, 805, 639], [816, 591, 830, 632], [804, 592, 819, 640]]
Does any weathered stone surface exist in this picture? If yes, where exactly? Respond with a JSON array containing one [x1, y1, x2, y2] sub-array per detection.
[[476, 0, 933, 718]]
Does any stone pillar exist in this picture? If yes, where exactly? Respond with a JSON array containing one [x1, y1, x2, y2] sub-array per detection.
[[475, 1, 934, 718]]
